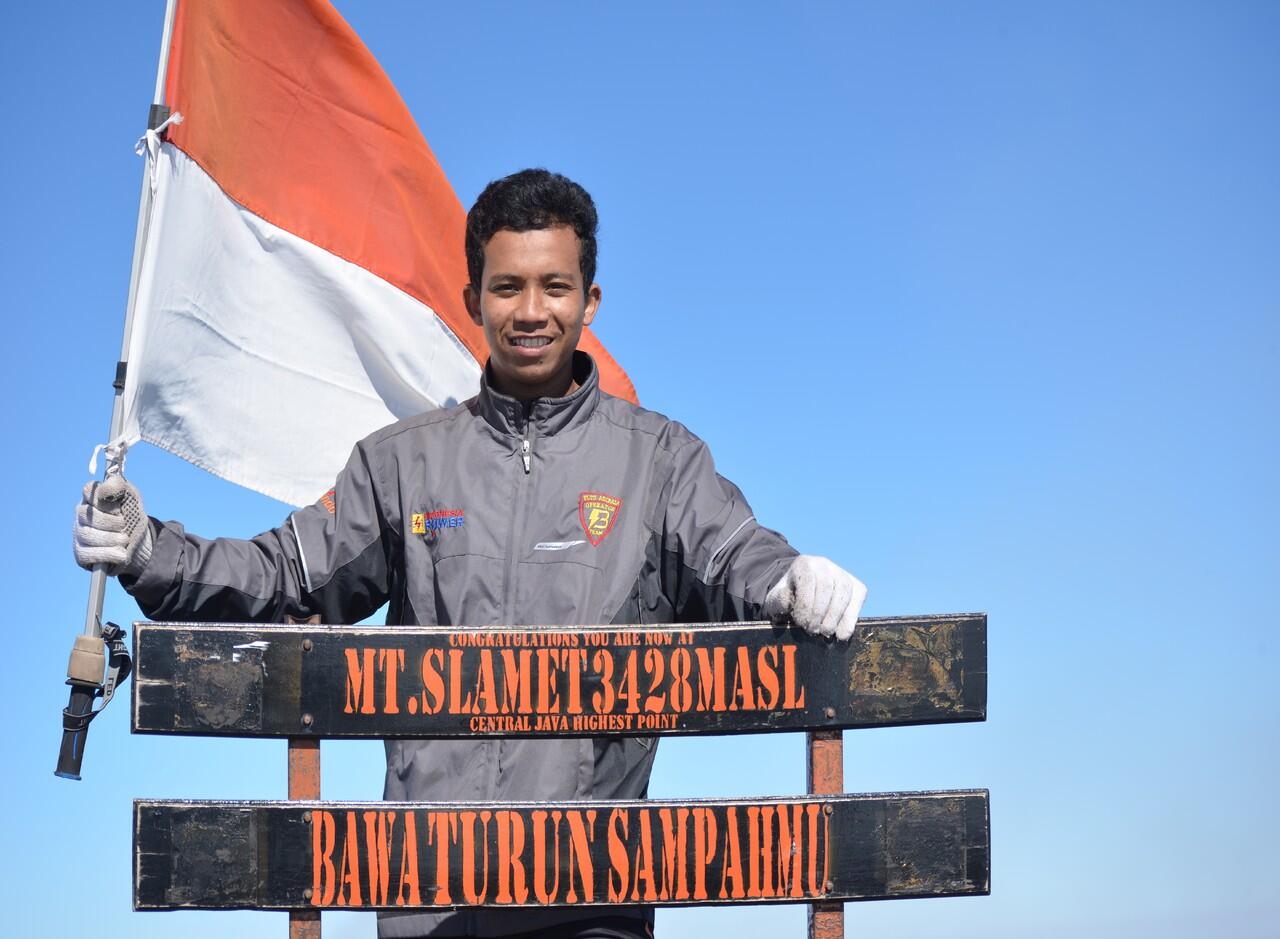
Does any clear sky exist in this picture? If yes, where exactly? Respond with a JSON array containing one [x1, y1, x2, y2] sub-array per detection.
[[2, 1, 1277, 936]]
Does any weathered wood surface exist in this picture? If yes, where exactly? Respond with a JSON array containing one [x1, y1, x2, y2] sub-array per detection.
[[132, 615, 986, 738], [134, 791, 990, 911]]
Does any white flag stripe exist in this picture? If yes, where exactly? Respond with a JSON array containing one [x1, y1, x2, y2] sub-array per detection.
[[122, 142, 481, 506]]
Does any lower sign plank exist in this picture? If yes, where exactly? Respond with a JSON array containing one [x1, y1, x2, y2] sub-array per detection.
[[134, 791, 989, 911], [132, 615, 986, 737]]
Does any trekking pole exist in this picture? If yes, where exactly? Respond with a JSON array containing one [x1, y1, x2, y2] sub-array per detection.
[[56, 0, 178, 780]]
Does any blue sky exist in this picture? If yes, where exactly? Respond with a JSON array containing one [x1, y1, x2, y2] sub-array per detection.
[[2, 1, 1277, 936]]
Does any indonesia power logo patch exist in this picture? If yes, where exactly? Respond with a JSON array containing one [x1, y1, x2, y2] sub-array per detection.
[[579, 492, 622, 546], [412, 509, 465, 536]]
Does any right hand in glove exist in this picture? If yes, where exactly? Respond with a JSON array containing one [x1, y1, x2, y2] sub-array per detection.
[[73, 475, 153, 578]]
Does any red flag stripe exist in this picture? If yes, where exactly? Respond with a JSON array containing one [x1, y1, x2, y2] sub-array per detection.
[[163, 0, 636, 403]]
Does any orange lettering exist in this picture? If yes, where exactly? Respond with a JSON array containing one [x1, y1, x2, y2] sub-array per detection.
[[448, 649, 472, 714], [564, 648, 587, 714], [311, 810, 337, 906], [531, 810, 563, 903], [760, 806, 776, 898], [461, 810, 492, 903], [746, 806, 763, 898], [420, 649, 445, 714], [618, 650, 640, 714], [591, 650, 615, 714], [499, 649, 532, 714], [536, 648, 561, 713], [694, 647, 727, 712], [669, 649, 693, 712], [718, 807, 746, 899], [629, 809, 658, 902], [566, 810, 597, 903], [806, 804, 823, 896], [657, 807, 688, 901], [474, 650, 498, 715], [756, 647, 780, 710], [396, 811, 422, 906], [775, 804, 805, 898], [607, 809, 629, 902], [338, 810, 363, 906], [643, 648, 666, 713], [427, 811, 457, 905], [782, 645, 806, 709], [692, 807, 718, 901], [377, 649, 404, 714], [729, 645, 755, 711], [363, 810, 396, 905], [344, 648, 376, 715], [495, 811, 529, 904]]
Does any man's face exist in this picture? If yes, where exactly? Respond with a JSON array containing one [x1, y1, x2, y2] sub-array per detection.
[[464, 225, 601, 400]]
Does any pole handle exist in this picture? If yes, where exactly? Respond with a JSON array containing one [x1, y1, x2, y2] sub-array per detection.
[[55, 684, 98, 780]]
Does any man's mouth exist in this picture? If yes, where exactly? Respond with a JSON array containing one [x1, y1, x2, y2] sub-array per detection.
[[509, 336, 553, 348]]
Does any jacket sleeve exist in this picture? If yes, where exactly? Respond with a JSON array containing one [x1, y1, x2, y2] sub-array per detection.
[[122, 440, 396, 624], [660, 437, 797, 622]]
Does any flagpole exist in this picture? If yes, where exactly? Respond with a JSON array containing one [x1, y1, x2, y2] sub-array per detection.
[[57, 0, 179, 780]]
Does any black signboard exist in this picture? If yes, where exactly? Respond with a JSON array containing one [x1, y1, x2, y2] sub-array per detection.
[[132, 615, 985, 738], [135, 791, 989, 911]]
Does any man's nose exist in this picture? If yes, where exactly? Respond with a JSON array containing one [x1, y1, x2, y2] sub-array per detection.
[[512, 288, 548, 326]]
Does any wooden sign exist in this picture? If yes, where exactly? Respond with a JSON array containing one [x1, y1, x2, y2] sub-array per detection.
[[134, 791, 989, 911], [132, 614, 985, 738]]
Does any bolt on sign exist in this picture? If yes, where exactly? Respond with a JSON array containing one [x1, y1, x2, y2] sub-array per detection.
[[132, 615, 986, 738], [134, 793, 989, 910]]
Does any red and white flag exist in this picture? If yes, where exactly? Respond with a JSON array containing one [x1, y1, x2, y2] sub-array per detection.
[[120, 0, 635, 506]]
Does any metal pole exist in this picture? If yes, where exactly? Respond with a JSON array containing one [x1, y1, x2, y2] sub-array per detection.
[[57, 0, 179, 781], [287, 614, 323, 938], [289, 738, 322, 938], [807, 729, 844, 939], [82, 0, 178, 639]]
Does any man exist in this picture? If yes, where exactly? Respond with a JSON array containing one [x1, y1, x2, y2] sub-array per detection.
[[74, 169, 866, 938]]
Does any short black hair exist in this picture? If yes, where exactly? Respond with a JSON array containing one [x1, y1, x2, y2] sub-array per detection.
[[466, 168, 598, 289]]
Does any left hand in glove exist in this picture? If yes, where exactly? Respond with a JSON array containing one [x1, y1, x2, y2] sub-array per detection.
[[763, 555, 866, 641], [73, 475, 153, 578]]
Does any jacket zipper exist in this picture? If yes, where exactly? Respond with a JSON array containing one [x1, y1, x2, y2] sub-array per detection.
[[497, 407, 535, 791], [501, 406, 535, 624]]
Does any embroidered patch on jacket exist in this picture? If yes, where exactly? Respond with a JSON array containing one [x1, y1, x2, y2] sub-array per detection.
[[318, 488, 336, 515], [578, 492, 622, 546], [413, 509, 465, 536]]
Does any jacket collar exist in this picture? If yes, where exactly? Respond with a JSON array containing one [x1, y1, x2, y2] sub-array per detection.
[[476, 350, 601, 437]]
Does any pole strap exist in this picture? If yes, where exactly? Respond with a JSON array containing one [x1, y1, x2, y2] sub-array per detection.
[[61, 623, 133, 732], [88, 440, 128, 478], [135, 110, 184, 195]]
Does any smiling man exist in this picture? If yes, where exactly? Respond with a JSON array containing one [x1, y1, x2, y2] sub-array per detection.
[[464, 223, 601, 401], [74, 169, 866, 939]]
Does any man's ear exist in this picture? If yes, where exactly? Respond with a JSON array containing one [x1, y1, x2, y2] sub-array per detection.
[[463, 284, 483, 327], [583, 283, 602, 327]]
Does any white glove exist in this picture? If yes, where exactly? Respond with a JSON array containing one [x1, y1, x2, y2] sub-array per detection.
[[764, 555, 866, 641], [73, 475, 153, 578]]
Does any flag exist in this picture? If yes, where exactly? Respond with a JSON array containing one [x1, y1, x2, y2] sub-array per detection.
[[120, 0, 635, 507]]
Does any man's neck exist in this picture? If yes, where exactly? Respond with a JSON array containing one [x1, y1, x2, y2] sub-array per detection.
[[491, 367, 577, 402]]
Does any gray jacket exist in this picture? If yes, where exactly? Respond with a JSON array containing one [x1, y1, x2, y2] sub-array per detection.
[[127, 352, 797, 936]]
